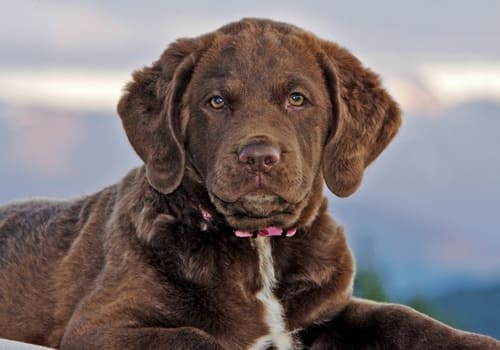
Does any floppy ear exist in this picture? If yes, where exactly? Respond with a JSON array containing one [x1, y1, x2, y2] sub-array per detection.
[[117, 40, 199, 194], [319, 42, 402, 197]]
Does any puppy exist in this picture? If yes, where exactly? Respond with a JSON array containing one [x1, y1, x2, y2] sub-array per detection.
[[0, 18, 498, 350]]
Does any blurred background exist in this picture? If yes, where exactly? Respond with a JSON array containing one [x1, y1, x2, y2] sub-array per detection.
[[1, 0, 499, 338]]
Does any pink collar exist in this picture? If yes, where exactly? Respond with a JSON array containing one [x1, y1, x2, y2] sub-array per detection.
[[200, 208, 297, 238]]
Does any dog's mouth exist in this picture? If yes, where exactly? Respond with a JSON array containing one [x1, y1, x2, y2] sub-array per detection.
[[208, 190, 302, 232]]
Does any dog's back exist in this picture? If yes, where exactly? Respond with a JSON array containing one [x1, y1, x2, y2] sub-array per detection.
[[0, 200, 70, 343], [0, 191, 113, 345]]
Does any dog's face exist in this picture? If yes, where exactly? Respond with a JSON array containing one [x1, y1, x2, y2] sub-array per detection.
[[184, 29, 331, 230], [118, 18, 401, 232]]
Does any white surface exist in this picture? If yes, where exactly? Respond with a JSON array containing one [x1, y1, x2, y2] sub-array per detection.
[[0, 339, 54, 350]]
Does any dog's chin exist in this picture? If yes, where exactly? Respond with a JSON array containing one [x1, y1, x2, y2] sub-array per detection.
[[225, 212, 298, 232], [210, 192, 300, 231]]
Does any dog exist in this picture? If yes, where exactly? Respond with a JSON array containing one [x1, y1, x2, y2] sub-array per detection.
[[1, 18, 498, 350]]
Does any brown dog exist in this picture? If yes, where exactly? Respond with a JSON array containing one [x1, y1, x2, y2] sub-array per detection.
[[0, 18, 498, 350]]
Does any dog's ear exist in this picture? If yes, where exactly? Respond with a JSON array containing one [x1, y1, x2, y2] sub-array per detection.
[[117, 39, 201, 194], [319, 42, 402, 197]]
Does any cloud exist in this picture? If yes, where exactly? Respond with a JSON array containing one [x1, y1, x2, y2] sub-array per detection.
[[383, 60, 500, 114], [419, 62, 500, 106], [0, 67, 129, 112], [2, 60, 500, 115], [0, 2, 135, 60], [1, 2, 499, 114], [1, 107, 84, 177], [385, 77, 444, 114], [3, 1, 499, 58]]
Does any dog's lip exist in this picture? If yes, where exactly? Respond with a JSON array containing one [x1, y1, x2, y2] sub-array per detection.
[[211, 188, 273, 203], [227, 210, 294, 220], [210, 188, 305, 205], [208, 189, 307, 231], [212, 193, 294, 218]]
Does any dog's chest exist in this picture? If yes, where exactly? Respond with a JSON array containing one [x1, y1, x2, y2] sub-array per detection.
[[249, 238, 295, 350]]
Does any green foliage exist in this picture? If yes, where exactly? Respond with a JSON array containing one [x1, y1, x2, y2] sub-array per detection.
[[354, 268, 458, 327], [354, 268, 388, 302], [406, 295, 459, 327]]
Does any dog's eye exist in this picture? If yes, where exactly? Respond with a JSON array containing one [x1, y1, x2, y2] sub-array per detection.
[[209, 96, 225, 109], [288, 93, 305, 107]]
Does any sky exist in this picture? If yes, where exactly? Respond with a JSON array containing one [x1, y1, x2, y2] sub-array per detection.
[[1, 0, 500, 113], [0, 0, 499, 299]]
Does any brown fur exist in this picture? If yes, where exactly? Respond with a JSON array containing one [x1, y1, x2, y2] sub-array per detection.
[[0, 18, 498, 350]]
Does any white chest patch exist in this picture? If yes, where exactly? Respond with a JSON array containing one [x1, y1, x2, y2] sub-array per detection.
[[249, 238, 295, 350]]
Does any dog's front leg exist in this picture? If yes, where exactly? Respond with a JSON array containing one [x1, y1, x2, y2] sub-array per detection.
[[60, 326, 225, 350], [300, 297, 500, 350]]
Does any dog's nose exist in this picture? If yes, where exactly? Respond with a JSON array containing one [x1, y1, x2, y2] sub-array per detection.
[[238, 143, 280, 173]]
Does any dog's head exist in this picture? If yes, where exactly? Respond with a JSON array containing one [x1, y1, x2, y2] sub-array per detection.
[[118, 18, 401, 232]]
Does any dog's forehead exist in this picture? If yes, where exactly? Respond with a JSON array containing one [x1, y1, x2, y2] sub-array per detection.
[[193, 27, 321, 85]]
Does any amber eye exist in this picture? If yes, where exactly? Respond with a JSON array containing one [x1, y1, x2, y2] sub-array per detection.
[[288, 93, 305, 107], [209, 96, 225, 109]]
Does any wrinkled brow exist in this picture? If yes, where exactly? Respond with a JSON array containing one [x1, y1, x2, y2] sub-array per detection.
[[197, 77, 244, 97], [282, 74, 317, 92]]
